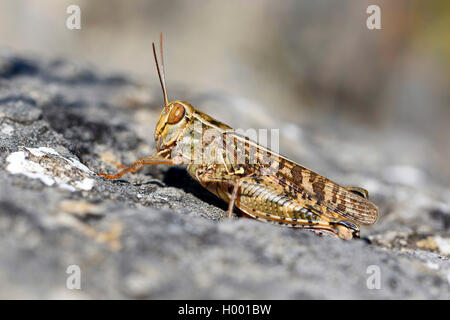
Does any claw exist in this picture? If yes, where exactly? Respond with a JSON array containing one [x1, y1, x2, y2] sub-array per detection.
[[97, 172, 116, 179], [331, 220, 360, 240]]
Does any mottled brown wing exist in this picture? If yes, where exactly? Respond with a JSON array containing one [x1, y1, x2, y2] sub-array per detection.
[[276, 159, 378, 224], [221, 131, 378, 225]]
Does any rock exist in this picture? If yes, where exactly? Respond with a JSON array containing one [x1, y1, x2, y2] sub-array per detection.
[[0, 99, 42, 124], [0, 51, 448, 299]]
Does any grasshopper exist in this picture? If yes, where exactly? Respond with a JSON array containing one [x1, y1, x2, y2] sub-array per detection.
[[98, 34, 378, 240]]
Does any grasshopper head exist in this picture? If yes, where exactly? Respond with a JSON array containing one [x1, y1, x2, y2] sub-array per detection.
[[151, 35, 196, 153], [154, 100, 194, 151]]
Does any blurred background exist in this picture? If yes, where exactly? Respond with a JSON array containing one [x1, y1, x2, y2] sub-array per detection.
[[0, 0, 449, 186]]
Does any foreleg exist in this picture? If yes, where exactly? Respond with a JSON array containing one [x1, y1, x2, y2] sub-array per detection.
[[98, 151, 183, 179]]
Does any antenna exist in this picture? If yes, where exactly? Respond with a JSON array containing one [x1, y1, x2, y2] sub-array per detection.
[[152, 32, 169, 108]]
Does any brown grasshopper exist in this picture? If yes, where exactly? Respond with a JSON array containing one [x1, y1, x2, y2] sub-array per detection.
[[98, 34, 378, 240]]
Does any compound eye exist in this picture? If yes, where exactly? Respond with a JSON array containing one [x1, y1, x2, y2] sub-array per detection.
[[167, 103, 185, 124]]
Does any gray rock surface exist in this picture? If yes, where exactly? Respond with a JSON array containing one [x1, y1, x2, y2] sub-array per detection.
[[0, 50, 449, 299]]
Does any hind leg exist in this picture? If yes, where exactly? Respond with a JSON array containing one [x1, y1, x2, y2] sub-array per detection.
[[227, 179, 242, 218]]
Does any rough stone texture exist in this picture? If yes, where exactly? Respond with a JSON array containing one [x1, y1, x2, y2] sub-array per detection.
[[0, 50, 449, 299]]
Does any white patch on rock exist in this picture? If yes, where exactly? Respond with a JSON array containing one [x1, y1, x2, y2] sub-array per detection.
[[6, 147, 95, 192], [1, 124, 15, 135], [6, 150, 55, 186], [74, 179, 95, 191], [66, 157, 93, 174], [26, 146, 60, 157], [424, 261, 440, 271], [434, 237, 450, 256]]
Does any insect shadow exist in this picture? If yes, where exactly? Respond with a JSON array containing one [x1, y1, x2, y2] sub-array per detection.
[[163, 167, 228, 211]]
